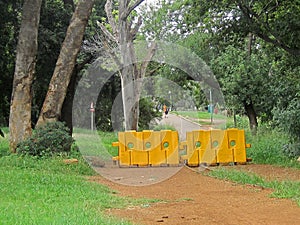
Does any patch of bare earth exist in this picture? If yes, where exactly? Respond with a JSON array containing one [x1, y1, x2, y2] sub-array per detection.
[[89, 164, 300, 225]]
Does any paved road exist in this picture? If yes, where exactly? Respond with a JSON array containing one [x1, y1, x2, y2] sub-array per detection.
[[159, 113, 202, 141]]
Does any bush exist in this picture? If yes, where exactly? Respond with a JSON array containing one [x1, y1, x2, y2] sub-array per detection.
[[282, 142, 300, 158], [273, 98, 300, 158], [16, 122, 74, 157]]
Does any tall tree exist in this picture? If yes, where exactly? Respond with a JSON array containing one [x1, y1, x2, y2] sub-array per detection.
[[0, 1, 21, 126], [178, 0, 300, 56], [99, 0, 157, 130], [36, 0, 95, 126], [9, 0, 42, 152]]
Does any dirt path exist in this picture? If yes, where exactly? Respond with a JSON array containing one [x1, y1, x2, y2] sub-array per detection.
[[90, 114, 300, 224], [91, 165, 300, 225]]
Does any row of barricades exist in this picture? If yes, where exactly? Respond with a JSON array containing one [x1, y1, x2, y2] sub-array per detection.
[[112, 129, 251, 167]]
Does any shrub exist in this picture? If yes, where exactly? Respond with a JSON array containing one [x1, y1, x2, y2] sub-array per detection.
[[16, 122, 74, 157], [273, 98, 300, 158], [282, 142, 300, 158]]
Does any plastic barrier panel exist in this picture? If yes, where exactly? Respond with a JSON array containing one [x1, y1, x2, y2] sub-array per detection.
[[112, 130, 179, 167], [160, 130, 179, 165], [185, 130, 211, 166], [212, 129, 234, 164], [226, 128, 247, 164], [182, 129, 250, 166]]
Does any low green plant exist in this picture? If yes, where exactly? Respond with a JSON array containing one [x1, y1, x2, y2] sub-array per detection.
[[226, 115, 250, 129], [246, 128, 300, 168], [16, 122, 74, 157], [98, 131, 119, 156], [0, 129, 9, 157], [208, 167, 300, 206]]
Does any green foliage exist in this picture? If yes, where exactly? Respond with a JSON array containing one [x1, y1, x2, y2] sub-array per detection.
[[0, 1, 21, 126], [0, 128, 10, 157], [179, 0, 300, 55], [246, 128, 300, 166], [98, 131, 119, 157], [226, 115, 250, 130], [282, 143, 300, 159], [138, 98, 162, 131], [272, 97, 300, 158], [273, 98, 300, 141], [16, 122, 74, 157], [212, 44, 273, 120]]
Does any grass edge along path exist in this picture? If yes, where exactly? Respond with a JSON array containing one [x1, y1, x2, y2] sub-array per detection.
[[207, 167, 300, 207], [0, 155, 159, 225]]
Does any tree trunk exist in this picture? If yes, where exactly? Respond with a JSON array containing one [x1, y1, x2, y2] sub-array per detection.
[[243, 100, 258, 134], [244, 33, 258, 134], [9, 0, 42, 152], [120, 65, 140, 130], [61, 55, 94, 134], [119, 2, 139, 130], [101, 0, 154, 131], [36, 0, 94, 127]]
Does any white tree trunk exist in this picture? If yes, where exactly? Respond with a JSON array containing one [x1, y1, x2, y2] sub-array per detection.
[[101, 0, 155, 131]]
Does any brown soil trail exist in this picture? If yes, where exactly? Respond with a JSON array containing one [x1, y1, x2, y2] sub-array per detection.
[[91, 165, 300, 225], [91, 113, 300, 225]]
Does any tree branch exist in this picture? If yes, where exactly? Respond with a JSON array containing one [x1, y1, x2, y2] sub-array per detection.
[[131, 16, 142, 40], [237, 1, 300, 56], [140, 42, 157, 78], [125, 0, 145, 19], [97, 21, 118, 44], [105, 0, 118, 38]]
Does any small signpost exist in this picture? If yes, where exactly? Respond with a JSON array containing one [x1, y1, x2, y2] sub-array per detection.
[[90, 102, 95, 130]]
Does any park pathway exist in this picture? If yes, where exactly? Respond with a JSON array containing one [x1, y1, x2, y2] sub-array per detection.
[[159, 113, 202, 141]]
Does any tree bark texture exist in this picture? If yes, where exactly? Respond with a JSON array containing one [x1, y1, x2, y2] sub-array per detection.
[[9, 0, 42, 152], [36, 0, 94, 127], [243, 100, 258, 134]]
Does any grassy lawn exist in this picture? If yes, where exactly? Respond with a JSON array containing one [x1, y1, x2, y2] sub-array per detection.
[[0, 157, 136, 224], [174, 110, 227, 120], [0, 130, 158, 225]]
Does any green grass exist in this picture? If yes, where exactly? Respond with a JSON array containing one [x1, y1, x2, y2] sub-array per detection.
[[0, 133, 159, 225], [72, 128, 118, 159], [174, 110, 227, 120], [98, 131, 119, 157], [246, 128, 300, 168], [0, 156, 139, 224], [152, 124, 176, 131], [207, 167, 300, 206], [0, 128, 10, 157]]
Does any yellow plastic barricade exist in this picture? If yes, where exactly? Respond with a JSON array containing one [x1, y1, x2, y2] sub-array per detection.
[[226, 128, 250, 164], [182, 128, 251, 166], [185, 130, 211, 166], [211, 129, 234, 164], [160, 130, 179, 165], [144, 130, 164, 166], [112, 130, 179, 167]]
